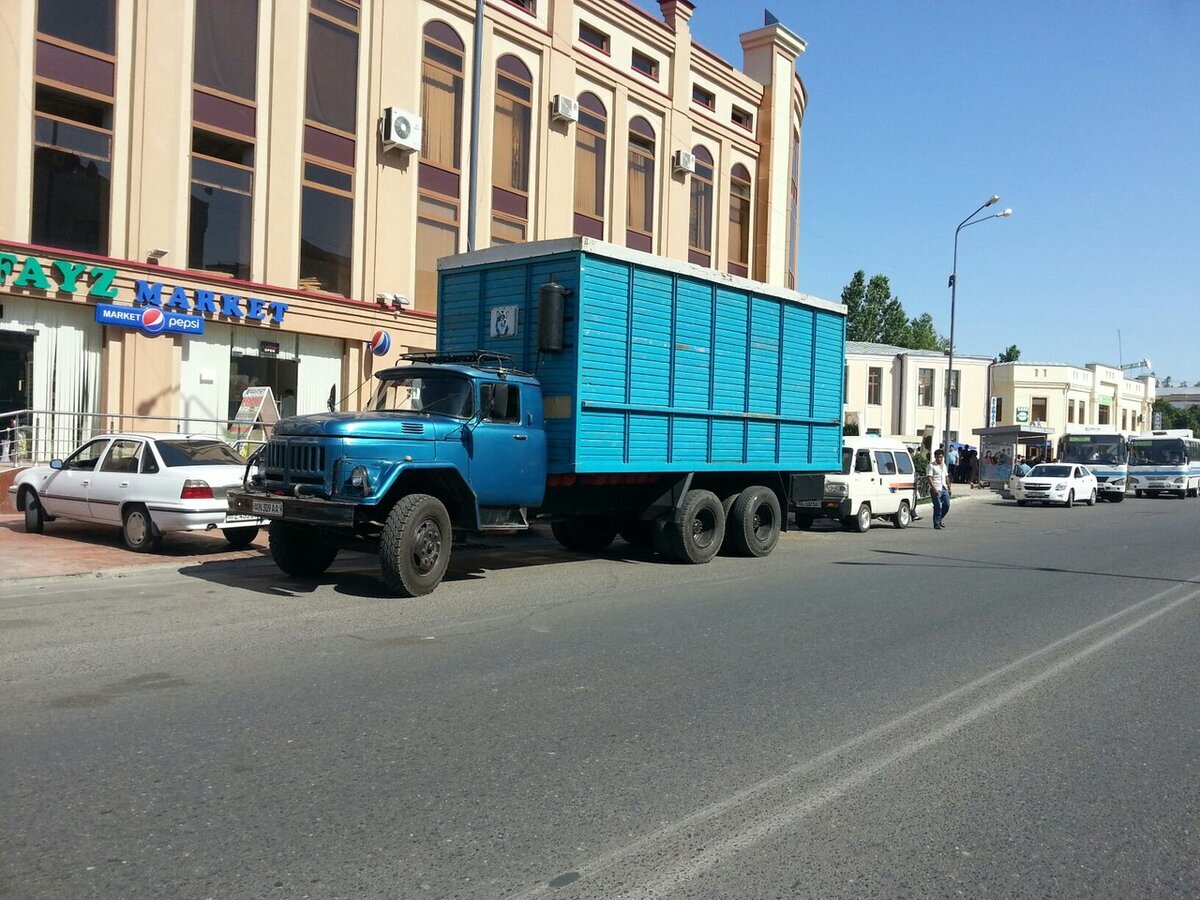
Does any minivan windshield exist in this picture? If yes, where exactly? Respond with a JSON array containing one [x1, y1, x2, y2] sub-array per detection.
[[373, 372, 474, 419]]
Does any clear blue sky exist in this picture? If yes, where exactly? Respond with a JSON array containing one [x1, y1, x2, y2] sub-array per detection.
[[632, 0, 1200, 383]]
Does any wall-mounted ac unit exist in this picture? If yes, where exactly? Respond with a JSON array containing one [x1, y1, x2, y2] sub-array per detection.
[[381, 107, 422, 152], [551, 94, 579, 123], [672, 149, 696, 175]]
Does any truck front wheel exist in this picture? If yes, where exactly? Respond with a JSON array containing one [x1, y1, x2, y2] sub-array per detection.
[[381, 494, 452, 597], [269, 522, 337, 577], [551, 516, 617, 554]]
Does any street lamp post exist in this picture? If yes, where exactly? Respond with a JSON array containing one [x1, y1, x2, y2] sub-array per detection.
[[944, 196, 1012, 452]]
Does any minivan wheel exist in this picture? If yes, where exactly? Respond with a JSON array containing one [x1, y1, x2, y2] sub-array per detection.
[[853, 503, 871, 533], [892, 501, 911, 529]]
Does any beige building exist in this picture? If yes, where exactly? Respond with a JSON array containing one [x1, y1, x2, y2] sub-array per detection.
[[0, 0, 809, 429], [990, 362, 1156, 437], [843, 341, 992, 447]]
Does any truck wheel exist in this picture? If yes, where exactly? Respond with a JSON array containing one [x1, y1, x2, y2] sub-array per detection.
[[729, 485, 781, 557], [663, 489, 724, 564], [617, 519, 654, 550], [222, 526, 259, 549], [892, 500, 911, 529], [551, 516, 617, 554], [269, 521, 337, 577], [122, 504, 162, 552], [381, 494, 452, 597], [21, 489, 45, 534]]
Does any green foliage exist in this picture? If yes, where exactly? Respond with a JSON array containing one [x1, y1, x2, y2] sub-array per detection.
[[999, 344, 1021, 362], [1153, 398, 1200, 433], [1161, 375, 1174, 388], [841, 270, 948, 350], [843, 422, 860, 436]]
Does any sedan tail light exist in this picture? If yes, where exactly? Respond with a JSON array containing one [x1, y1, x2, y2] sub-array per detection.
[[180, 479, 214, 500]]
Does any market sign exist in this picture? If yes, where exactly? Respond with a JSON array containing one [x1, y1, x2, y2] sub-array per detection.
[[95, 303, 205, 336], [0, 251, 290, 329]]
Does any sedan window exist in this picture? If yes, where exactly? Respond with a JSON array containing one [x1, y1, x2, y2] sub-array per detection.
[[62, 439, 110, 471], [156, 440, 245, 467], [100, 439, 143, 474]]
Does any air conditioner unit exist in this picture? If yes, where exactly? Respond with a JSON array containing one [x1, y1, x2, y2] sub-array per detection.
[[551, 94, 579, 123], [673, 149, 696, 175], [381, 107, 422, 152]]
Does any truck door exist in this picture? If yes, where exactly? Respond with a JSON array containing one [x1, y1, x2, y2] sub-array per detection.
[[469, 382, 546, 508]]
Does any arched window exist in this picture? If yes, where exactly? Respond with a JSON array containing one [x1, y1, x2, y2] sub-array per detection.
[[688, 145, 714, 265], [626, 116, 655, 251], [415, 21, 465, 312], [573, 92, 607, 238], [728, 163, 752, 276], [491, 54, 532, 245]]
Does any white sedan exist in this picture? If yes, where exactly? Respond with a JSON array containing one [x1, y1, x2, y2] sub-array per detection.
[[1011, 463, 1098, 508], [9, 433, 267, 551]]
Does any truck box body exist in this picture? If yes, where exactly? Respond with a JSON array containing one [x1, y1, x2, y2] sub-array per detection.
[[438, 238, 845, 475]]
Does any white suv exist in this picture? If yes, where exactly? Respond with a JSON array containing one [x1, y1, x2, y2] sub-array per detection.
[[1012, 463, 1098, 507]]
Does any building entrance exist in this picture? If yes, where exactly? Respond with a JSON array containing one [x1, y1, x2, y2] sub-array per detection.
[[0, 331, 34, 415], [228, 355, 299, 421]]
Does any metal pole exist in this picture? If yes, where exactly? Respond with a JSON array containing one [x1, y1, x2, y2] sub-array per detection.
[[466, 0, 485, 251]]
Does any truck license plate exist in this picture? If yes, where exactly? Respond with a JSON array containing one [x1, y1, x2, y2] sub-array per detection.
[[251, 499, 283, 517], [795, 500, 820, 508]]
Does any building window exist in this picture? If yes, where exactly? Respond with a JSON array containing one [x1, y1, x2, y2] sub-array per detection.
[[1078, 401, 1086, 423], [421, 21, 464, 172], [948, 369, 960, 408], [1122, 409, 1128, 431], [692, 84, 715, 110], [501, 0, 535, 12], [631, 49, 658, 80], [38, 0, 116, 54], [194, 0, 259, 101], [731, 106, 753, 131], [573, 92, 607, 239], [32, 89, 112, 254], [189, 131, 253, 280], [688, 145, 714, 266], [626, 116, 655, 252], [728, 163, 751, 277], [867, 367, 882, 406], [1032, 396, 1048, 423], [305, 1, 359, 136], [995, 396, 1004, 423], [299, 162, 353, 296], [579, 22, 609, 54], [491, 54, 532, 245], [1098, 403, 1111, 425], [786, 129, 799, 289], [1068, 399, 1075, 423], [417, 22, 465, 309], [918, 368, 935, 407]]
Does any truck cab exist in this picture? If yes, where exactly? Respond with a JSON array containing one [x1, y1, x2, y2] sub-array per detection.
[[228, 353, 547, 595]]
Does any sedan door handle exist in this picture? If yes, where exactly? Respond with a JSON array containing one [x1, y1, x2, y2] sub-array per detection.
[[81, 480, 90, 486], [513, 434, 528, 441], [119, 482, 129, 488]]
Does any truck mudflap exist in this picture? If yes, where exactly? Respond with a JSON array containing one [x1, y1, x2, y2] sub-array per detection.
[[227, 490, 359, 527]]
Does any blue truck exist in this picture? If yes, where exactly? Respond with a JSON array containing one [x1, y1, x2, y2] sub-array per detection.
[[228, 238, 846, 596]]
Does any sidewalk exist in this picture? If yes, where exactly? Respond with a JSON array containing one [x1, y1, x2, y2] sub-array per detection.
[[0, 514, 269, 580]]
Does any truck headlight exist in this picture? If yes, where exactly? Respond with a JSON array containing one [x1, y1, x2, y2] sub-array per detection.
[[349, 465, 371, 494]]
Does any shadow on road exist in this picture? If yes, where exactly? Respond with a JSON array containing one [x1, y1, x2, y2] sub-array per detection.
[[836, 548, 1200, 585]]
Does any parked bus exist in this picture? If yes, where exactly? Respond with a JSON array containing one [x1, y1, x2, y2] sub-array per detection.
[[1127, 429, 1200, 499], [1056, 426, 1133, 502]]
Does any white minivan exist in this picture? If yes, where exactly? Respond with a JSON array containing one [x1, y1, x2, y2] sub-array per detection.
[[795, 436, 918, 532]]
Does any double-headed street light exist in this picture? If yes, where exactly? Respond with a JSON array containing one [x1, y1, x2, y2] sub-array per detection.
[[944, 196, 1013, 452]]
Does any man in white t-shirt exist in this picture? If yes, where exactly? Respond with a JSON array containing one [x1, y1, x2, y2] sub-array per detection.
[[927, 449, 952, 530]]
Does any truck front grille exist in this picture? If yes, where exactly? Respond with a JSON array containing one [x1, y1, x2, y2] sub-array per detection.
[[266, 440, 326, 474]]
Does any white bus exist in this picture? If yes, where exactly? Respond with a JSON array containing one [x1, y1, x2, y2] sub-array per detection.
[[1056, 426, 1133, 502], [1127, 429, 1200, 499]]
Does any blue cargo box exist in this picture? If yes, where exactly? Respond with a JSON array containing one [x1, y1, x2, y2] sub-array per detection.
[[437, 238, 845, 475]]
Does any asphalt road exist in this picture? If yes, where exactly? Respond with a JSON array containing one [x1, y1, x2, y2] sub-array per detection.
[[2, 494, 1199, 899]]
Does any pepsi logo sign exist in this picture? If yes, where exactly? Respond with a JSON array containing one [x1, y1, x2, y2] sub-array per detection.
[[140, 306, 166, 334], [369, 330, 392, 357]]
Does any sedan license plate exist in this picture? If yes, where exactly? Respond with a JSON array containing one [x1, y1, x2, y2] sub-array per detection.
[[251, 499, 283, 517], [225, 514, 258, 523]]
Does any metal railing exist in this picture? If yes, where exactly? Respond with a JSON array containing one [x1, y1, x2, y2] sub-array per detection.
[[0, 408, 274, 466]]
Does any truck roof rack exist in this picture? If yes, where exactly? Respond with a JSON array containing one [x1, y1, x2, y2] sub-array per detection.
[[400, 350, 528, 374]]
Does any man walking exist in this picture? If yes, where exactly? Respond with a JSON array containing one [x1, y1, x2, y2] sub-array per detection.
[[927, 448, 952, 530]]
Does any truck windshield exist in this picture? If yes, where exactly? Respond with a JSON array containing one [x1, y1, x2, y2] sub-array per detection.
[[1129, 439, 1185, 466], [374, 372, 474, 418], [1060, 435, 1127, 465]]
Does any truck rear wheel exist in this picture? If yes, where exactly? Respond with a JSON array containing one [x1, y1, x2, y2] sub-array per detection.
[[661, 489, 724, 564], [552, 516, 617, 553], [728, 485, 781, 557], [381, 494, 452, 597], [269, 522, 337, 577]]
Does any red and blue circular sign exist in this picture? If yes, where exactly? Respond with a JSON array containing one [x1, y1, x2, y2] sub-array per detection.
[[369, 330, 392, 357], [139, 306, 166, 334]]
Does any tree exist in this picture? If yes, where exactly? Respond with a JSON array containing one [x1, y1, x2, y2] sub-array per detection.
[[1161, 375, 1173, 388], [907, 313, 946, 351], [999, 344, 1021, 362]]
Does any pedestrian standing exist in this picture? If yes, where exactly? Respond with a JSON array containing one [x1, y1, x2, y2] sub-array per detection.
[[927, 449, 952, 530], [946, 443, 960, 483]]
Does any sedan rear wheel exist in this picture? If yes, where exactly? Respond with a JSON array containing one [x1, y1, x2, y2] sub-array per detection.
[[122, 504, 163, 552], [222, 526, 260, 549]]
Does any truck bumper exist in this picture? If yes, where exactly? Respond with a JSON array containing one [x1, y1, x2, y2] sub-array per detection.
[[227, 490, 359, 527], [794, 498, 852, 518]]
